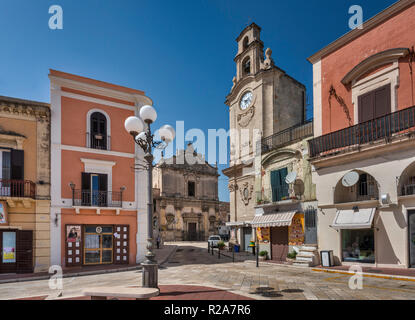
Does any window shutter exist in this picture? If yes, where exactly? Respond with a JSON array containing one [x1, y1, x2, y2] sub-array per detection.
[[279, 168, 289, 198], [11, 150, 24, 180], [81, 173, 91, 206], [358, 92, 374, 123], [374, 84, 391, 118], [81, 173, 91, 191], [98, 174, 108, 192]]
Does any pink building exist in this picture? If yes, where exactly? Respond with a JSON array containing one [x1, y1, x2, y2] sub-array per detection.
[[49, 70, 152, 268]]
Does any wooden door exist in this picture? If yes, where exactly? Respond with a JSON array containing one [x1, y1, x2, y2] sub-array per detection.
[[271, 227, 289, 261], [0, 230, 17, 273], [188, 223, 197, 241], [16, 230, 33, 274]]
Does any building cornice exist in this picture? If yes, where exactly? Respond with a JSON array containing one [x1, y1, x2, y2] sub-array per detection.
[[0, 96, 50, 121], [307, 0, 415, 64]]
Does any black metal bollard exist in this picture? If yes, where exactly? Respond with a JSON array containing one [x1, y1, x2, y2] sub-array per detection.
[[256, 244, 259, 268], [211, 246, 214, 256], [208, 242, 210, 254], [218, 247, 220, 259], [232, 246, 235, 263]]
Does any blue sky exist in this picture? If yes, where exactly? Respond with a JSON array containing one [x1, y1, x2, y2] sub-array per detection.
[[0, 0, 397, 201]]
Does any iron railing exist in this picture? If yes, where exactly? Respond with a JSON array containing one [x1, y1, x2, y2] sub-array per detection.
[[0, 179, 36, 199], [309, 105, 415, 158], [256, 185, 291, 204], [72, 190, 123, 207], [86, 132, 111, 150], [182, 231, 206, 241], [260, 120, 313, 154], [402, 176, 415, 196]]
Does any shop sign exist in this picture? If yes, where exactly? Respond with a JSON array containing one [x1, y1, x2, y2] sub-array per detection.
[[0, 202, 8, 225], [289, 213, 304, 245], [67, 225, 81, 242], [256, 227, 270, 243]]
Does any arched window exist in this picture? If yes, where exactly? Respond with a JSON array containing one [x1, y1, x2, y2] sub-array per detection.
[[90, 112, 107, 150], [243, 36, 249, 50], [243, 57, 251, 76]]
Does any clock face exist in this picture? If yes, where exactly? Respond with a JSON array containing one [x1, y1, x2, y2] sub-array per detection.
[[240, 91, 253, 110]]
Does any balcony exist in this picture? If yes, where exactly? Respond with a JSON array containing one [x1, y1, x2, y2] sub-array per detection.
[[256, 185, 296, 206], [0, 179, 36, 199], [86, 132, 111, 150], [334, 173, 379, 204], [309, 105, 415, 158], [260, 120, 313, 154], [72, 190, 123, 208]]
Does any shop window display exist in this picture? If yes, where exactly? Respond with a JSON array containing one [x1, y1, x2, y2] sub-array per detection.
[[342, 229, 375, 263]]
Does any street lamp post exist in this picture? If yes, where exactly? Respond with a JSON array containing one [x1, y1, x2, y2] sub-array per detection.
[[124, 105, 175, 289]]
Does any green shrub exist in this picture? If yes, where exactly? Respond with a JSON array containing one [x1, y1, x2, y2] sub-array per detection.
[[287, 251, 297, 259], [218, 241, 225, 249], [259, 250, 268, 257]]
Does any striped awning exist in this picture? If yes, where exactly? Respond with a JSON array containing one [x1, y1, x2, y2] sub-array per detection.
[[251, 211, 297, 228]]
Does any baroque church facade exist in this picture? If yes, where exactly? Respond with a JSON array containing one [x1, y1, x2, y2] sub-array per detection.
[[152, 144, 229, 241]]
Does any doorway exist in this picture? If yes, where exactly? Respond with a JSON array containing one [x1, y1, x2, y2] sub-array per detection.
[[305, 206, 317, 245], [0, 229, 33, 274], [243, 227, 252, 252], [409, 211, 415, 268], [271, 227, 289, 261], [187, 223, 197, 241], [83, 226, 113, 265]]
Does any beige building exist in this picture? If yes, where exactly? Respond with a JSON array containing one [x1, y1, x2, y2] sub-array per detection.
[[223, 23, 307, 251], [153, 145, 229, 241], [254, 122, 318, 265], [0, 96, 51, 273]]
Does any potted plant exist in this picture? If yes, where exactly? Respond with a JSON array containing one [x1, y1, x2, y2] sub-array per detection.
[[286, 251, 297, 263], [218, 241, 226, 250], [259, 250, 268, 261]]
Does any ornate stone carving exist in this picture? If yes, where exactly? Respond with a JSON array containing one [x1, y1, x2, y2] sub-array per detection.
[[237, 106, 255, 127], [228, 183, 238, 192], [260, 48, 275, 70], [239, 182, 254, 206]]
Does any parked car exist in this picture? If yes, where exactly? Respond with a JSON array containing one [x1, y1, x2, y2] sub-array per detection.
[[208, 235, 222, 248]]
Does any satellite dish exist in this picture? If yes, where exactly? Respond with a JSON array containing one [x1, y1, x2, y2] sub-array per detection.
[[285, 171, 297, 184], [342, 171, 360, 187]]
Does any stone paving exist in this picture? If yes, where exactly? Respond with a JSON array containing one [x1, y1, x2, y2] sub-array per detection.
[[1, 242, 415, 300]]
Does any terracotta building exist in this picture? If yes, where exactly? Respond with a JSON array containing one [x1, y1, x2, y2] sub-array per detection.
[[0, 96, 51, 273], [223, 23, 307, 251], [152, 144, 229, 241], [308, 0, 415, 268], [49, 70, 151, 268]]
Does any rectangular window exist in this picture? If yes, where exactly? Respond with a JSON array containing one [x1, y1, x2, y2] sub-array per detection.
[[342, 229, 375, 263], [188, 181, 195, 197], [270, 168, 289, 202]]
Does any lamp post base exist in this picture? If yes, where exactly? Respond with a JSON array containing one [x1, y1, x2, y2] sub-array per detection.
[[142, 237, 158, 288], [142, 261, 158, 288]]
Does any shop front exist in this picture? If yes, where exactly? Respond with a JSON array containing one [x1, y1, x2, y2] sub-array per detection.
[[331, 208, 376, 265], [65, 224, 130, 266], [253, 211, 304, 262], [61, 209, 137, 268]]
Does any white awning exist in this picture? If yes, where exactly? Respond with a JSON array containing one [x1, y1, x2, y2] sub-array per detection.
[[251, 211, 297, 228], [331, 208, 376, 230], [226, 221, 250, 227]]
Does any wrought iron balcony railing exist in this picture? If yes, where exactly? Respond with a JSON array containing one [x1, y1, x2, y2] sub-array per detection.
[[0, 179, 36, 199], [86, 132, 111, 150], [72, 190, 123, 208], [256, 185, 291, 205], [308, 105, 415, 158], [259, 120, 313, 154]]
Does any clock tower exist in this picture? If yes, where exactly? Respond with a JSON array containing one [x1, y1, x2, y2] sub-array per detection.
[[223, 23, 306, 247]]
